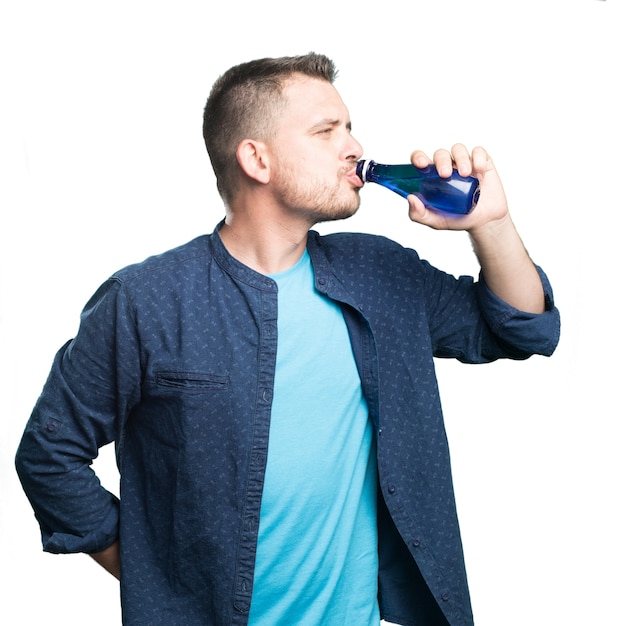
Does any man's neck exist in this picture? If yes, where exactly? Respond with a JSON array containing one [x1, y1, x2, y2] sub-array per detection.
[[219, 203, 311, 275]]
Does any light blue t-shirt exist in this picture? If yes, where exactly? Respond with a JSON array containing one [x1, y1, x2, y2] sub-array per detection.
[[248, 250, 379, 626]]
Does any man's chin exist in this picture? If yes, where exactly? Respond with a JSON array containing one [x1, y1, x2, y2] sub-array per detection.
[[314, 202, 360, 225], [297, 188, 362, 225]]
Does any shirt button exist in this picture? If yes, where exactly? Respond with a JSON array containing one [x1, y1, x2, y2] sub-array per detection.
[[387, 484, 396, 495], [317, 278, 327, 286], [251, 453, 265, 467], [441, 592, 450, 602], [45, 419, 60, 433], [412, 539, 421, 548]]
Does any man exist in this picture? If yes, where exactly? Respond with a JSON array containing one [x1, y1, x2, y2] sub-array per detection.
[[16, 53, 560, 625]]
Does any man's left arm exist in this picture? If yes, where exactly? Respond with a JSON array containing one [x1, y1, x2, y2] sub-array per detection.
[[408, 144, 546, 314]]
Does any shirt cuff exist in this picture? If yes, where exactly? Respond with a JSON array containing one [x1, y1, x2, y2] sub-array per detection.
[[42, 496, 120, 555], [477, 265, 560, 357]]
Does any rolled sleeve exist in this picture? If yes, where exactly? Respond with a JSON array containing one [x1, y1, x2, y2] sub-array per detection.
[[476, 265, 560, 357], [15, 278, 140, 554], [15, 366, 121, 555], [42, 496, 120, 555]]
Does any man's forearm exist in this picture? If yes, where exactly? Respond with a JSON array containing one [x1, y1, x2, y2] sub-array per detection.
[[470, 214, 546, 314], [90, 540, 121, 580]]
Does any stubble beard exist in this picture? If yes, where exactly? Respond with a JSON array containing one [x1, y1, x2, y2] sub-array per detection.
[[274, 165, 362, 226]]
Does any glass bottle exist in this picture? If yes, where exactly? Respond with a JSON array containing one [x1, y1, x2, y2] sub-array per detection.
[[356, 159, 480, 215]]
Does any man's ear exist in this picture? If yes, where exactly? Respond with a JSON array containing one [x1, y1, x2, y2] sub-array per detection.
[[236, 139, 270, 185]]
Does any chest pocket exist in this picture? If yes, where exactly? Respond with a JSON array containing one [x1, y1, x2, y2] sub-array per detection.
[[143, 370, 234, 439], [155, 371, 230, 392]]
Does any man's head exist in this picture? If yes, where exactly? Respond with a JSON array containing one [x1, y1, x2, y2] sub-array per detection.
[[203, 53, 338, 206]]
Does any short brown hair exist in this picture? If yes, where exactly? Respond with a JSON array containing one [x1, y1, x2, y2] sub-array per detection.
[[203, 53, 337, 204]]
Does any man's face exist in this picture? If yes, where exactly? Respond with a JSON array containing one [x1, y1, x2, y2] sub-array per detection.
[[266, 76, 364, 224]]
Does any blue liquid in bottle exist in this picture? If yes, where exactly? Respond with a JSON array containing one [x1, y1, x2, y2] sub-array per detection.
[[356, 159, 480, 215]]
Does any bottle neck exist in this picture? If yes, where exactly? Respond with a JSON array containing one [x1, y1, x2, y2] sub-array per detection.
[[356, 159, 373, 183]]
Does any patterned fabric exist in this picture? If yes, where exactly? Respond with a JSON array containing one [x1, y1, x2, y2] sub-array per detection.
[[16, 221, 560, 626]]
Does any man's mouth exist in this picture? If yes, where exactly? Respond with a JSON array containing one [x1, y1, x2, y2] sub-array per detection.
[[345, 167, 364, 189]]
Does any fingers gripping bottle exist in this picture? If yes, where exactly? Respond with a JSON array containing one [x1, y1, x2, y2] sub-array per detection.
[[356, 159, 480, 215]]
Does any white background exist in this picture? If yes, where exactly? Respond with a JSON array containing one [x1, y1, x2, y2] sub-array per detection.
[[1, 1, 624, 624]]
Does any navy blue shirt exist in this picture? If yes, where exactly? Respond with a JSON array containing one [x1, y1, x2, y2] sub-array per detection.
[[16, 224, 560, 625]]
